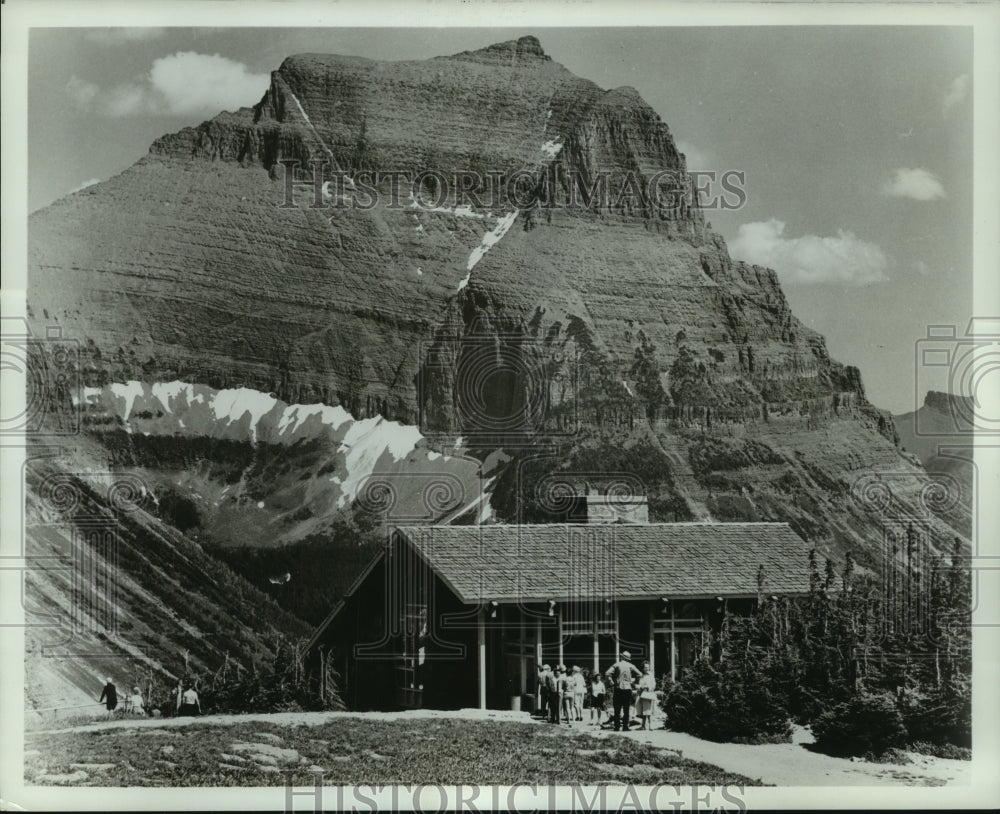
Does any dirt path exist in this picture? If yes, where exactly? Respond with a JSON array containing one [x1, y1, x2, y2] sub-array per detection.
[[28, 708, 969, 786], [601, 725, 968, 786]]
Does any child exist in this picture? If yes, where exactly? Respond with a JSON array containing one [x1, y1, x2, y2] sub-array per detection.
[[588, 673, 607, 726], [128, 686, 146, 717]]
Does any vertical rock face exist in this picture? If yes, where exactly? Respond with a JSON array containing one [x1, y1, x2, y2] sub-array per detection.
[[28, 37, 966, 568]]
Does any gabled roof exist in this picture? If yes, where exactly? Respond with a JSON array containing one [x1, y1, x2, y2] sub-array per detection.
[[395, 522, 813, 604]]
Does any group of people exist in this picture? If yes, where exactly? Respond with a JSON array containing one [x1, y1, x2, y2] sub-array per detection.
[[97, 677, 201, 718], [98, 678, 146, 718], [536, 650, 659, 731]]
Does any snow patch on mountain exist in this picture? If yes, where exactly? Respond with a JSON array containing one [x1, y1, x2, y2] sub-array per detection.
[[459, 210, 519, 290], [334, 416, 424, 508], [77, 381, 474, 513], [276, 402, 352, 435], [107, 381, 146, 421], [211, 388, 281, 442]]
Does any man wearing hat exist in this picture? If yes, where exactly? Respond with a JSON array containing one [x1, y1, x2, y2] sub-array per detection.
[[537, 663, 552, 720], [605, 651, 642, 731], [544, 664, 560, 724]]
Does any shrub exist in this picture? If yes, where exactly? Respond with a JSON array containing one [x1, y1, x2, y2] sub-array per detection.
[[907, 740, 972, 760], [811, 692, 907, 757], [205, 637, 342, 714], [900, 677, 971, 749], [662, 658, 792, 744]]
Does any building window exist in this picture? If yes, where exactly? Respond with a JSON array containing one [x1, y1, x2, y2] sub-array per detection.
[[561, 600, 617, 636]]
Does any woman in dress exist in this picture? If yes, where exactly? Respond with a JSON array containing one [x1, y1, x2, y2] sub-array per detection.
[[571, 666, 586, 721], [98, 678, 118, 719], [588, 673, 607, 726], [635, 661, 657, 730]]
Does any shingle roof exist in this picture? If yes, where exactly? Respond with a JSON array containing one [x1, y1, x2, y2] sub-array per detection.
[[395, 523, 813, 604]]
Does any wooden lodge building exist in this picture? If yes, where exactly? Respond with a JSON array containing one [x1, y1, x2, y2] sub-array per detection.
[[306, 498, 814, 712]]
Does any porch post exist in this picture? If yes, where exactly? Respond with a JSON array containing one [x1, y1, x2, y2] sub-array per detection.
[[535, 614, 543, 709], [647, 605, 655, 678], [518, 608, 526, 698], [614, 602, 621, 661], [592, 618, 599, 675], [669, 620, 676, 683], [478, 609, 486, 710], [557, 611, 564, 666]]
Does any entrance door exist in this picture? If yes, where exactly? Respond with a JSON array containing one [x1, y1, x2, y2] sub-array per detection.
[[653, 601, 705, 683], [675, 631, 701, 675], [492, 606, 538, 710]]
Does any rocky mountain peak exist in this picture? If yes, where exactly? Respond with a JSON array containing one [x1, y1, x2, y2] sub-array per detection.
[[923, 390, 973, 413], [27, 37, 968, 570], [448, 35, 552, 65]]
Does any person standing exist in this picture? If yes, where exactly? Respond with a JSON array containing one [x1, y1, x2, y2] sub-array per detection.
[[605, 651, 642, 732], [556, 665, 573, 725], [571, 666, 586, 721], [98, 678, 118, 719], [636, 662, 657, 730], [588, 673, 607, 726], [178, 684, 201, 716], [536, 664, 551, 719], [545, 665, 560, 724]]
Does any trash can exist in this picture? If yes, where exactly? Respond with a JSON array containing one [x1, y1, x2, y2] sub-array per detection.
[[509, 695, 521, 712]]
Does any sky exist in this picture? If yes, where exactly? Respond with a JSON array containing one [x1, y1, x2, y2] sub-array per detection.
[[27, 26, 974, 415]]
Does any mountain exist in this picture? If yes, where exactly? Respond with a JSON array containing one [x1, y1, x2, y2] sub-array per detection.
[[27, 34, 969, 655], [894, 391, 975, 538], [895, 391, 975, 464]]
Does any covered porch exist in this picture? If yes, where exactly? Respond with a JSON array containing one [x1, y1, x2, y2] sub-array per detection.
[[471, 597, 724, 711]]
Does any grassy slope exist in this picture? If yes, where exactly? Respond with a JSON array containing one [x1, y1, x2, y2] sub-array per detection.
[[25, 717, 763, 786], [24, 439, 312, 712]]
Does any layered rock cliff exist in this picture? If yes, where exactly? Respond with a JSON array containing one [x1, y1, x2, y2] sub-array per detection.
[[28, 36, 968, 583]]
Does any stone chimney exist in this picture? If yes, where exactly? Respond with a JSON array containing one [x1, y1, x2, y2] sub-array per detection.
[[584, 484, 649, 524]]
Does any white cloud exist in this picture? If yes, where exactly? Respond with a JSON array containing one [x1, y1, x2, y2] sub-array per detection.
[[729, 219, 888, 286], [881, 168, 946, 202], [148, 52, 270, 115], [68, 178, 101, 194], [66, 75, 99, 105], [66, 52, 270, 118], [942, 74, 970, 118], [84, 28, 167, 46], [676, 140, 712, 173], [106, 84, 151, 117]]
